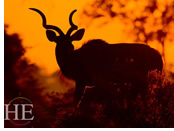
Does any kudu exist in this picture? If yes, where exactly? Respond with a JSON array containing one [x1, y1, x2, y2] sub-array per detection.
[[29, 8, 163, 106]]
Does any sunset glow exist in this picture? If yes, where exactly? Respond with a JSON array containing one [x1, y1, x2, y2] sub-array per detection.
[[4, 0, 174, 128], [4, 0, 174, 74]]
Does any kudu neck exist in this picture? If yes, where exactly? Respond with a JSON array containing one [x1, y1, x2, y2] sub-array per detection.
[[55, 44, 74, 69]]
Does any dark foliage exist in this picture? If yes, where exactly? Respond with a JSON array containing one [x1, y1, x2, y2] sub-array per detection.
[[4, 25, 25, 99], [81, 0, 174, 60], [4, 26, 56, 127], [53, 70, 174, 127]]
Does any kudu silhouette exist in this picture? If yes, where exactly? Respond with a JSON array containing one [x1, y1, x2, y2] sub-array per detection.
[[29, 8, 163, 106]]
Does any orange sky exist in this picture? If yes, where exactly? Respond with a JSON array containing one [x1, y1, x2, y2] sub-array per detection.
[[4, 0, 174, 74]]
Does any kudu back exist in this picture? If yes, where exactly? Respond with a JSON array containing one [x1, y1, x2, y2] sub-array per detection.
[[29, 8, 163, 106]]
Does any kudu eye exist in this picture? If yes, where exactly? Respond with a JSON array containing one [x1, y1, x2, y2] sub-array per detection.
[[46, 30, 57, 42]]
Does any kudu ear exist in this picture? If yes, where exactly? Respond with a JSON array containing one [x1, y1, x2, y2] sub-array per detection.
[[70, 28, 85, 41], [46, 30, 57, 42]]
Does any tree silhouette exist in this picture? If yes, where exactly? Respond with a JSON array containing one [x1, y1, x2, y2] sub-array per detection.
[[81, 0, 174, 64], [4, 25, 57, 127], [4, 25, 25, 99]]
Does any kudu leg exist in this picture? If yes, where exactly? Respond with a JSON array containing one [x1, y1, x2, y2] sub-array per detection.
[[73, 83, 85, 108]]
